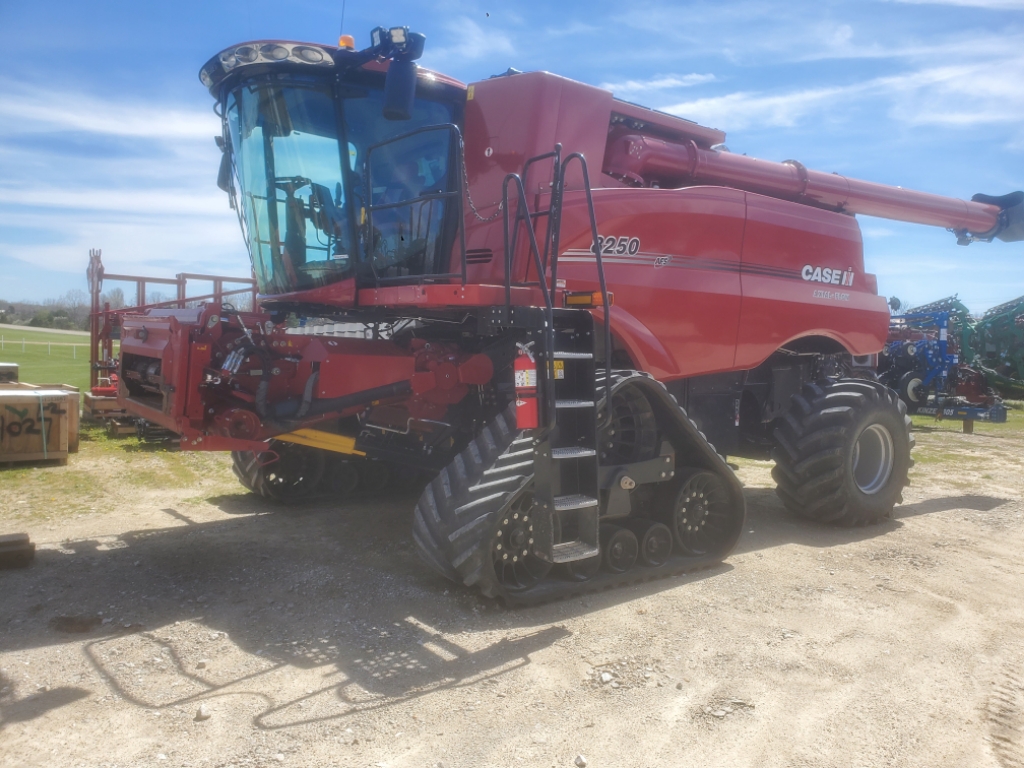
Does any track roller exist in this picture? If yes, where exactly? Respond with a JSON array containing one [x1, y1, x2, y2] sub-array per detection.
[[323, 454, 360, 495], [621, 518, 673, 567], [600, 524, 639, 573]]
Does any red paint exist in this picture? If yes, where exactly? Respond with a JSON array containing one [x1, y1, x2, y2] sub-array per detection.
[[117, 54, 1015, 452], [604, 133, 1003, 234]]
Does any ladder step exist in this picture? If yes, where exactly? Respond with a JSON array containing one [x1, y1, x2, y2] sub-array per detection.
[[550, 447, 597, 459], [555, 399, 595, 409], [551, 540, 600, 563], [553, 351, 593, 359], [553, 494, 599, 511]]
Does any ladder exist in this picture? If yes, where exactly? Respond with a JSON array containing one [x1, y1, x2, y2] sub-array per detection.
[[499, 148, 611, 564]]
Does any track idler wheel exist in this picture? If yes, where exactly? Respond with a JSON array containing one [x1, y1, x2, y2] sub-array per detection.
[[263, 442, 326, 503], [491, 489, 553, 592], [621, 518, 673, 567], [667, 469, 735, 556], [600, 524, 639, 574]]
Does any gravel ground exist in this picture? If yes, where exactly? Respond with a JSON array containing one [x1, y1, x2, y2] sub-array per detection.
[[2, 419, 1023, 768]]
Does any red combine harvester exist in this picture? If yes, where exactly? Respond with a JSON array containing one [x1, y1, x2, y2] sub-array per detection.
[[116, 28, 1023, 603]]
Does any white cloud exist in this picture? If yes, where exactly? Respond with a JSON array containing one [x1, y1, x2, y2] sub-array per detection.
[[598, 74, 716, 96], [430, 16, 515, 62], [660, 85, 853, 130], [0, 81, 217, 141], [0, 82, 247, 284], [660, 57, 1024, 132]]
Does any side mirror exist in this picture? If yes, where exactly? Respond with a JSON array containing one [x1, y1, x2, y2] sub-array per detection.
[[217, 146, 232, 193], [383, 59, 418, 121], [380, 30, 426, 121]]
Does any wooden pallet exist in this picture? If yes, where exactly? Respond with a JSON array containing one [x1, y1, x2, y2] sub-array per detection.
[[84, 393, 126, 420]]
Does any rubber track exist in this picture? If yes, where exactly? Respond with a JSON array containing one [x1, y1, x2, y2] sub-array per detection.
[[230, 449, 422, 504], [412, 370, 746, 605], [771, 378, 914, 526]]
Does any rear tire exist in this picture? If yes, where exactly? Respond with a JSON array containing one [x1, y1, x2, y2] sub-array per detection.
[[772, 379, 913, 526]]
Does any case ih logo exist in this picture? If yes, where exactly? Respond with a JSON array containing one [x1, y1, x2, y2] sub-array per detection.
[[802, 265, 855, 287]]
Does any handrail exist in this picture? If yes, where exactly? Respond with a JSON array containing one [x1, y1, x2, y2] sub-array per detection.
[[500, 150, 611, 422], [502, 172, 558, 430], [364, 123, 468, 287], [556, 154, 612, 410]]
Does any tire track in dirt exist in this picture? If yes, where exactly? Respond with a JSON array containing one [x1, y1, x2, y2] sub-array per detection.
[[988, 662, 1024, 768]]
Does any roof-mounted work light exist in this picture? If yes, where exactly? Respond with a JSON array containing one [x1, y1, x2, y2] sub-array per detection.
[[366, 26, 426, 121]]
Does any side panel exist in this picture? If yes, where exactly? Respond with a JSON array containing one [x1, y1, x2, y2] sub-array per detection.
[[736, 195, 889, 368], [556, 186, 746, 380], [460, 71, 614, 284]]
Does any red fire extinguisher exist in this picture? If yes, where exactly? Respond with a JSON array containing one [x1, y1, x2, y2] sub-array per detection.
[[514, 342, 539, 429]]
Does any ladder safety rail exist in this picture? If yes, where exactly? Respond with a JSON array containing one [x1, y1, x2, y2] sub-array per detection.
[[364, 123, 469, 287], [500, 149, 612, 429], [553, 153, 612, 413], [501, 172, 558, 430]]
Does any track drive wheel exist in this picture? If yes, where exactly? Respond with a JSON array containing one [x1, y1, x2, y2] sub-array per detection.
[[772, 379, 914, 526]]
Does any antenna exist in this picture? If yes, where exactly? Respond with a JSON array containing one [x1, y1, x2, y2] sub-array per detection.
[[339, 0, 347, 35]]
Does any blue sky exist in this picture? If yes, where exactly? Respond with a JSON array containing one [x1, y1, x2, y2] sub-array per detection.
[[0, 0, 1021, 311]]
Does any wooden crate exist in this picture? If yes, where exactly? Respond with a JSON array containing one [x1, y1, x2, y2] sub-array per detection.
[[0, 363, 17, 383], [1, 382, 79, 453], [0, 388, 72, 464]]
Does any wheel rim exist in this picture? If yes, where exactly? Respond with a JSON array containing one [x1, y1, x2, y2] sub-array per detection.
[[638, 522, 673, 567], [602, 527, 638, 573], [491, 490, 553, 592], [851, 423, 895, 495], [906, 377, 924, 403], [672, 472, 732, 556]]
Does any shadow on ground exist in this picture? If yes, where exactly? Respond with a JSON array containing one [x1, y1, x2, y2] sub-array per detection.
[[0, 483, 1013, 729]]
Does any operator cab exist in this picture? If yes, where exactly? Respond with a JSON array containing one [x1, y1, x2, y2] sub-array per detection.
[[201, 30, 466, 304]]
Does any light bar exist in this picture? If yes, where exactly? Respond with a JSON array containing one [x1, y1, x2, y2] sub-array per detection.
[[200, 42, 333, 89]]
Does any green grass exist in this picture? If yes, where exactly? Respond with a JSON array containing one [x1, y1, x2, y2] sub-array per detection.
[[909, 400, 1024, 437], [0, 326, 105, 393], [1, 424, 238, 523]]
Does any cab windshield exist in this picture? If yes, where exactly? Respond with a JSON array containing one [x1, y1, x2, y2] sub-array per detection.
[[226, 77, 455, 295]]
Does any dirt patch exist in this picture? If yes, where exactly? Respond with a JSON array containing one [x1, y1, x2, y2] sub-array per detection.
[[1, 416, 1023, 766]]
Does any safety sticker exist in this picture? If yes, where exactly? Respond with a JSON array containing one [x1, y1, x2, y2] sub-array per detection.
[[553, 360, 565, 380], [515, 369, 537, 388]]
